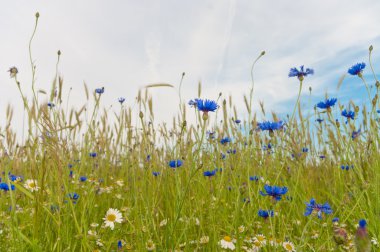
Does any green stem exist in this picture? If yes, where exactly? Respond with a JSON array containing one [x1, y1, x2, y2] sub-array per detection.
[[359, 75, 371, 102], [248, 51, 265, 131], [290, 80, 303, 129]]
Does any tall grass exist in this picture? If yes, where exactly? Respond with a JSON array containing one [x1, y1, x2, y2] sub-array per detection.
[[0, 12, 379, 251]]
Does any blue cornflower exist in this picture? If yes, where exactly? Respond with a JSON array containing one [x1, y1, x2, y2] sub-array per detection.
[[146, 155, 151, 161], [68, 163, 73, 169], [342, 109, 355, 120], [332, 217, 339, 223], [249, 176, 260, 182], [67, 193, 80, 204], [47, 102, 55, 108], [359, 219, 367, 228], [0, 182, 15, 191], [262, 143, 273, 150], [316, 98, 337, 110], [355, 219, 370, 251], [352, 129, 361, 140], [118, 97, 125, 104], [79, 176, 87, 182], [152, 171, 160, 176], [258, 209, 274, 219], [118, 240, 122, 249], [257, 121, 284, 132], [203, 170, 216, 177], [235, 119, 241, 124], [220, 137, 231, 145], [302, 147, 309, 153], [304, 198, 333, 219], [188, 99, 199, 107], [288, 65, 314, 80], [69, 170, 74, 178], [168, 159, 183, 168], [9, 174, 22, 182], [220, 153, 226, 159], [348, 62, 365, 76], [89, 152, 97, 158], [95, 87, 104, 94], [196, 99, 218, 113], [341, 165, 354, 171], [226, 149, 236, 154], [206, 130, 216, 139], [260, 185, 288, 201], [316, 118, 324, 123]]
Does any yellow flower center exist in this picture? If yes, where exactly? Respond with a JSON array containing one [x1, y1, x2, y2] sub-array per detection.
[[285, 243, 293, 250], [257, 236, 265, 242], [29, 182, 36, 188], [253, 240, 261, 247], [107, 213, 116, 222], [223, 236, 232, 242]]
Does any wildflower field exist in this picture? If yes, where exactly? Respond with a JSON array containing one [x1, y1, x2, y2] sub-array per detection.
[[1, 13, 380, 252]]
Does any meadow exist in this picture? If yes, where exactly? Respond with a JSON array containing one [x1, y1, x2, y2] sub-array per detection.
[[0, 12, 379, 251]]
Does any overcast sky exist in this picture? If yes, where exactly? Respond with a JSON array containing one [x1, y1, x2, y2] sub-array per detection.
[[1, 0, 380, 134]]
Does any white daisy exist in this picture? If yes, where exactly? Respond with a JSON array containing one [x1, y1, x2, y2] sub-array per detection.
[[251, 239, 263, 250], [238, 225, 246, 233], [24, 179, 40, 192], [282, 241, 296, 251], [219, 236, 235, 250], [254, 234, 266, 246], [102, 208, 123, 230], [146, 239, 156, 251]]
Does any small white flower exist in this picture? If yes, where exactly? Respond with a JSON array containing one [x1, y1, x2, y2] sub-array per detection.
[[24, 179, 40, 192], [87, 230, 97, 236], [90, 223, 99, 228], [96, 239, 104, 247], [372, 237, 379, 247], [282, 241, 296, 251], [254, 234, 266, 246], [102, 208, 123, 230], [252, 239, 263, 249], [195, 217, 200, 226], [159, 218, 168, 227], [219, 236, 235, 250], [238, 225, 246, 233], [146, 239, 156, 251], [115, 180, 124, 187], [311, 231, 319, 239], [199, 235, 209, 244]]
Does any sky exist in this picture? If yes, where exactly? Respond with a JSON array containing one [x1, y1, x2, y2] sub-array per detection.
[[1, 0, 380, 136]]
